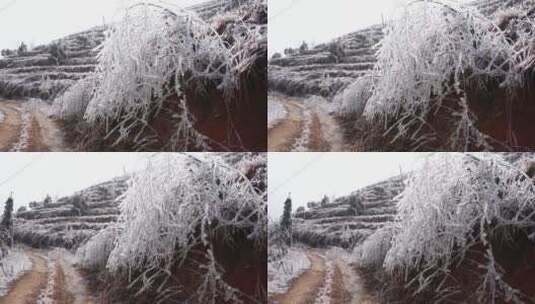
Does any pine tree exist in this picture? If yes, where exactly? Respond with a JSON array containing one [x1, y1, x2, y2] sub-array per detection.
[[1, 197, 14, 228], [280, 194, 292, 245], [1, 197, 14, 248]]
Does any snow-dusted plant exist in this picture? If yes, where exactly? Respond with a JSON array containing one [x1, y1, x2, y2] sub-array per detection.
[[335, 76, 373, 118], [53, 76, 97, 119], [78, 153, 266, 302], [345, 1, 535, 150], [76, 226, 118, 270], [353, 224, 393, 269], [377, 153, 535, 302], [58, 0, 264, 150]]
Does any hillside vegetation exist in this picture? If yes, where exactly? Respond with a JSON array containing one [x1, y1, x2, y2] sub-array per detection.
[[269, 0, 535, 151]]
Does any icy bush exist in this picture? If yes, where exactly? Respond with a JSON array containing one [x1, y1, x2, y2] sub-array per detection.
[[345, 1, 535, 150], [0, 247, 32, 296], [335, 76, 373, 118], [353, 225, 393, 269], [371, 153, 535, 302], [54, 76, 96, 119], [57, 0, 264, 150], [77, 153, 266, 302], [76, 226, 118, 270]]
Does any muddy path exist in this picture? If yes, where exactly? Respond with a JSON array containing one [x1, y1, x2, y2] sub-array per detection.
[[0, 249, 96, 304], [0, 100, 68, 152], [271, 252, 326, 304], [0, 251, 47, 304], [268, 95, 345, 152], [270, 249, 377, 304]]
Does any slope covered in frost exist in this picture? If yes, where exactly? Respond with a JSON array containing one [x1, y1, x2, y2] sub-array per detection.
[[0, 27, 106, 100], [14, 176, 129, 248], [293, 175, 405, 249]]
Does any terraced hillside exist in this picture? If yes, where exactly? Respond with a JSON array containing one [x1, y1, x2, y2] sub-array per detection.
[[269, 0, 531, 99], [14, 176, 129, 248], [293, 175, 406, 249], [269, 25, 383, 98], [0, 26, 106, 100]]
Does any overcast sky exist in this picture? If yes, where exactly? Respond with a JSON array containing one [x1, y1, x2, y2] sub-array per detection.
[[268, 152, 431, 220], [268, 0, 471, 56], [0, 0, 207, 52], [0, 153, 155, 210]]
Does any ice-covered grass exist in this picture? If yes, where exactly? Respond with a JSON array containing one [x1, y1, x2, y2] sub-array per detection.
[[77, 153, 266, 303], [354, 153, 535, 302], [53, 0, 265, 150], [267, 246, 311, 295], [0, 248, 32, 296], [268, 98, 287, 129], [341, 1, 535, 150]]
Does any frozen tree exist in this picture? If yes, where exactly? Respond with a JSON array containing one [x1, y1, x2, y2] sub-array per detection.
[[1, 197, 13, 229], [299, 41, 308, 53], [1, 197, 13, 248], [54, 0, 265, 150], [280, 195, 292, 245], [355, 153, 535, 302], [17, 42, 27, 56], [320, 195, 329, 207], [77, 153, 266, 303], [343, 1, 535, 150]]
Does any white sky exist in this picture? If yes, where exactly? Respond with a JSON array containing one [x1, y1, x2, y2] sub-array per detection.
[[0, 153, 156, 210], [0, 0, 207, 52], [268, 0, 471, 56], [268, 152, 431, 220]]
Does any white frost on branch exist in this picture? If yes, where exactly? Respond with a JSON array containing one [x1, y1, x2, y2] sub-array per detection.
[[77, 153, 266, 302], [342, 1, 535, 150], [355, 153, 535, 302], [53, 0, 265, 150]]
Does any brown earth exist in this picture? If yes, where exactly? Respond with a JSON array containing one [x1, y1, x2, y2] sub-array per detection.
[[0, 100, 67, 151]]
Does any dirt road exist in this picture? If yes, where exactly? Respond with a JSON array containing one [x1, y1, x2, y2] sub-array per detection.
[[268, 95, 344, 152], [0, 249, 96, 304], [0, 100, 67, 151], [270, 250, 377, 304]]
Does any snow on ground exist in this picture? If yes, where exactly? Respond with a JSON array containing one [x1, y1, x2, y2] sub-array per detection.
[[268, 247, 311, 294], [36, 251, 56, 304], [291, 109, 312, 151], [0, 248, 32, 296], [9, 105, 31, 152], [314, 257, 334, 304], [268, 98, 287, 129], [0, 110, 4, 124]]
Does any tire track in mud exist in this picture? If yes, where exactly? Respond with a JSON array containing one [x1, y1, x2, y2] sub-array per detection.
[[0, 100, 67, 151], [0, 249, 96, 304], [268, 96, 344, 152], [270, 250, 378, 304]]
